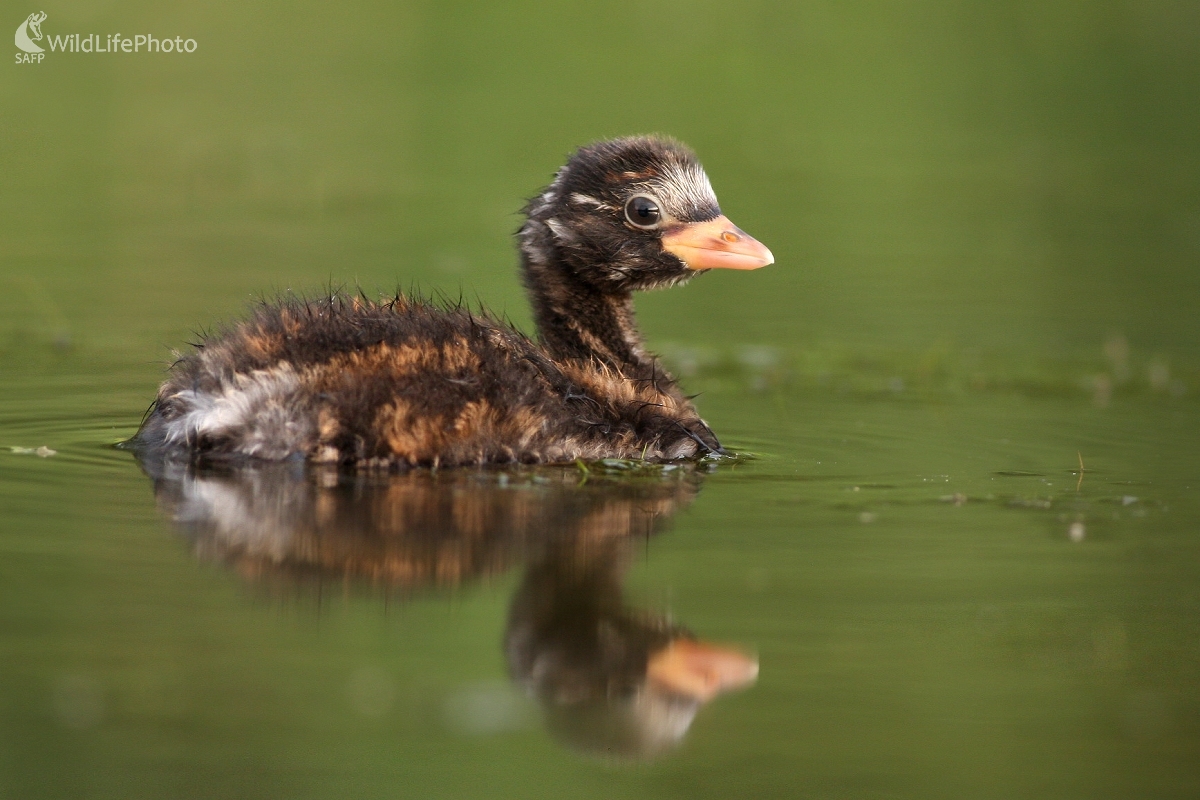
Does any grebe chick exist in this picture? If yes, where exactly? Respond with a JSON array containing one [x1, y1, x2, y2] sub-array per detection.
[[134, 136, 774, 468]]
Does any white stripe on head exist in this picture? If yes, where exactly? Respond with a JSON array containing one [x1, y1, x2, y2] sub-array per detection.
[[545, 217, 576, 242], [569, 192, 611, 209], [654, 161, 719, 220]]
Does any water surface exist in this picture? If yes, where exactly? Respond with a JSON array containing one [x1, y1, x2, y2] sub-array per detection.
[[2, 1, 1199, 797]]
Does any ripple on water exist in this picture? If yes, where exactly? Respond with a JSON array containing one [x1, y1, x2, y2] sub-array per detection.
[[1, 365, 148, 475], [2, 413, 139, 473]]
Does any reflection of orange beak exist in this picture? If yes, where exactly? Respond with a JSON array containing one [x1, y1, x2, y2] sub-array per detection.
[[646, 639, 759, 702], [661, 215, 774, 271]]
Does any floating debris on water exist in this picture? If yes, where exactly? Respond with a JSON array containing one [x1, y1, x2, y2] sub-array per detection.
[[1008, 497, 1052, 509], [1069, 521, 1086, 542], [859, 511, 877, 523], [9, 446, 56, 457], [657, 341, 1196, 403]]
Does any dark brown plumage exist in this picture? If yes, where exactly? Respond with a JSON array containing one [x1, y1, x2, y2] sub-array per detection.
[[133, 136, 773, 468]]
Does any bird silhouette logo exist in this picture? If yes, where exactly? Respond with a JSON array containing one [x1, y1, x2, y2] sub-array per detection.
[[15, 11, 46, 53]]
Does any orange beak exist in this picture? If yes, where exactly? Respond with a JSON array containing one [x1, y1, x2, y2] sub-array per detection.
[[661, 215, 774, 271]]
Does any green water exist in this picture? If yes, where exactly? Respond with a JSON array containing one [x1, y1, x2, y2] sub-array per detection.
[[2, 1, 1199, 797]]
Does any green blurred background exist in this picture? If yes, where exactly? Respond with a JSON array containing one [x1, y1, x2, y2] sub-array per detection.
[[2, 1, 1199, 798], [4, 0, 1199, 363]]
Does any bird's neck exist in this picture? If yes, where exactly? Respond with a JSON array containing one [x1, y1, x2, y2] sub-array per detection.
[[520, 233, 659, 379]]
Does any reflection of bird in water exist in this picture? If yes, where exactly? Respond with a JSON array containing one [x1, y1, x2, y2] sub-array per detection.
[[133, 136, 772, 467], [507, 528, 757, 760], [143, 460, 756, 758], [145, 460, 698, 593]]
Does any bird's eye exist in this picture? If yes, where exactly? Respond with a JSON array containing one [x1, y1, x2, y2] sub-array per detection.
[[624, 195, 662, 229]]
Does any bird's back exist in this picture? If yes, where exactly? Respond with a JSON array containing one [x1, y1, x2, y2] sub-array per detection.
[[134, 293, 711, 467]]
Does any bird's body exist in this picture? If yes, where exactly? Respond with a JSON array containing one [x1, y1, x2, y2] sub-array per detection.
[[133, 136, 772, 468], [135, 292, 714, 466]]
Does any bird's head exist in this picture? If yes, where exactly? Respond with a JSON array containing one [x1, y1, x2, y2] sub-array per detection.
[[520, 136, 773, 293]]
